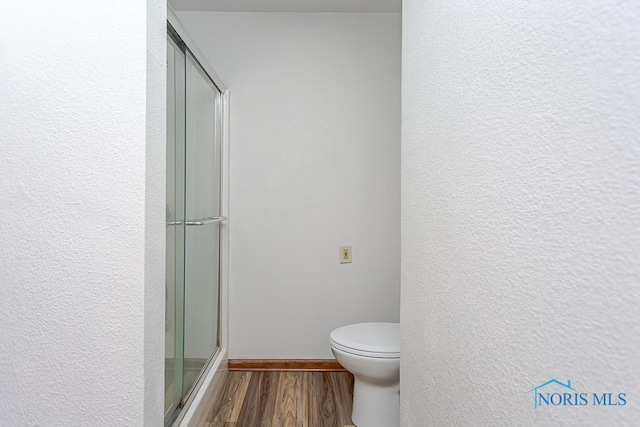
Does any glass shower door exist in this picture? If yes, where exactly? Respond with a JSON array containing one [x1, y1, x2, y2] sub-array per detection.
[[165, 34, 186, 420], [165, 26, 224, 425], [181, 50, 222, 398]]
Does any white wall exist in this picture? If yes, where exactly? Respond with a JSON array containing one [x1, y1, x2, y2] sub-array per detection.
[[144, 0, 167, 424], [176, 12, 401, 358], [0, 1, 165, 425], [402, 0, 640, 425]]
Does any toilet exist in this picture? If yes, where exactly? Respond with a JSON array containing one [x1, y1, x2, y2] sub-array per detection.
[[330, 322, 400, 427]]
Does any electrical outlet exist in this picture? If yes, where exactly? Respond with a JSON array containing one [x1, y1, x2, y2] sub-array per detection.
[[340, 246, 352, 264]]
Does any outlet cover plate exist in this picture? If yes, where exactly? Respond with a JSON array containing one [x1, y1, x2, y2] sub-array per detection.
[[340, 246, 352, 264]]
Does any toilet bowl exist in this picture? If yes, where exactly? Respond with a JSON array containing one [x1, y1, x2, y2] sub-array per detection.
[[330, 322, 400, 427]]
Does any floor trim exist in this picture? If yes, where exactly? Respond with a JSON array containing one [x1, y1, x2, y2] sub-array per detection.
[[228, 359, 345, 372]]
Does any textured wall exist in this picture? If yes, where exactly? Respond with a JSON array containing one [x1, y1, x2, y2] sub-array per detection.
[[0, 1, 165, 425], [145, 0, 167, 424], [401, 0, 640, 425], [177, 12, 401, 358]]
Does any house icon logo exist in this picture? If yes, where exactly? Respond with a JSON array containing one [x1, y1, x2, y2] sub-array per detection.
[[527, 379, 576, 409]]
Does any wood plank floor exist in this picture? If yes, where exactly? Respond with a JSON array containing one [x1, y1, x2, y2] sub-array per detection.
[[201, 371, 355, 427]]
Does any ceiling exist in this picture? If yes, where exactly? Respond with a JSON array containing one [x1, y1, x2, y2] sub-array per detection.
[[169, 0, 401, 13]]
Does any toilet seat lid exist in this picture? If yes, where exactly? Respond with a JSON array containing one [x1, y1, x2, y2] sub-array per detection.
[[330, 322, 399, 358]]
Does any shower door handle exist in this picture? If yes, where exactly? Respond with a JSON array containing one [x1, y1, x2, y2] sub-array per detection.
[[166, 203, 180, 226], [184, 216, 227, 226]]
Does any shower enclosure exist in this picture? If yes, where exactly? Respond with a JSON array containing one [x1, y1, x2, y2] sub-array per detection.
[[165, 22, 226, 425]]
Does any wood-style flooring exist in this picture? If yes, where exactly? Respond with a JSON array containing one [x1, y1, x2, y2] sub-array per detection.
[[201, 371, 355, 427]]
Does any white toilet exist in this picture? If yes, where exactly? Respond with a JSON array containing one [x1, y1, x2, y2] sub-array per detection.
[[330, 322, 400, 427]]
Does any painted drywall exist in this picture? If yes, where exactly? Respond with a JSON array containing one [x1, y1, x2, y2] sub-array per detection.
[[402, 0, 640, 425], [177, 12, 401, 358], [0, 1, 165, 425], [171, 0, 401, 13], [144, 0, 167, 424]]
